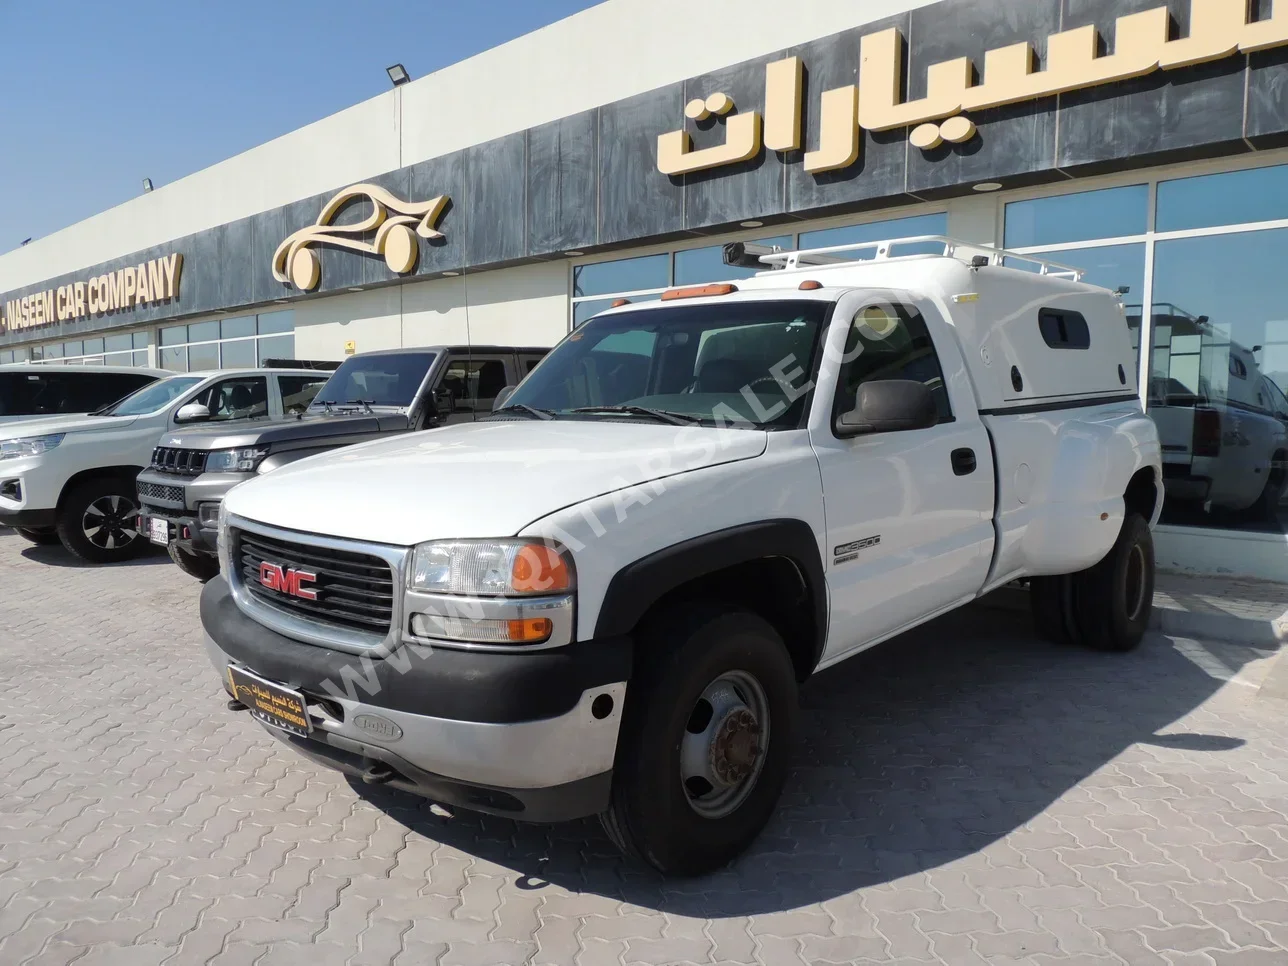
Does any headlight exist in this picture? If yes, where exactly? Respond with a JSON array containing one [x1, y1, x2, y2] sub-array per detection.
[[0, 434, 65, 461], [409, 539, 575, 596], [206, 447, 269, 473]]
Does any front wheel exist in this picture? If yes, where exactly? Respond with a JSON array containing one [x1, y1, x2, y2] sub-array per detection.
[[600, 606, 798, 876], [55, 479, 146, 564], [14, 527, 59, 546], [168, 542, 221, 582]]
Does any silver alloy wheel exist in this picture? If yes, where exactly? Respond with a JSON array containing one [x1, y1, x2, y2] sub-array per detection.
[[82, 495, 139, 551], [680, 669, 770, 819], [1125, 543, 1147, 622]]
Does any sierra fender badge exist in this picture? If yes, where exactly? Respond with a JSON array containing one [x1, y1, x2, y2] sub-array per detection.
[[833, 535, 880, 565], [354, 714, 403, 742]]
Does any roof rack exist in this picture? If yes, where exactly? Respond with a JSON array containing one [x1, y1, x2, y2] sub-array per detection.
[[747, 234, 1085, 280]]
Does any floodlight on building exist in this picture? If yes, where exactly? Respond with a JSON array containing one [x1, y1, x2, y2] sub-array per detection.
[[142, 178, 154, 193], [386, 64, 411, 87]]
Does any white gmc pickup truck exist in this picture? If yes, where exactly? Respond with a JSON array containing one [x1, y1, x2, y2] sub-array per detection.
[[200, 237, 1162, 875]]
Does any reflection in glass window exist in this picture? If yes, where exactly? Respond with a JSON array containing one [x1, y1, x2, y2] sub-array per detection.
[[160, 325, 187, 346], [1157, 164, 1288, 233], [574, 294, 661, 328], [187, 343, 219, 371], [257, 335, 294, 364], [257, 310, 294, 335], [1150, 227, 1288, 534], [105, 334, 131, 353], [133, 332, 150, 349], [799, 213, 949, 259], [220, 339, 257, 369], [221, 315, 256, 339], [674, 235, 793, 285], [573, 254, 669, 299], [188, 320, 219, 344], [84, 338, 104, 355], [1005, 185, 1148, 249], [160, 347, 186, 372]]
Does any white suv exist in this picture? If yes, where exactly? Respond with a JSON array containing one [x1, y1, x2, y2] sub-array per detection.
[[199, 237, 1162, 875], [0, 364, 167, 426], [0, 367, 328, 562]]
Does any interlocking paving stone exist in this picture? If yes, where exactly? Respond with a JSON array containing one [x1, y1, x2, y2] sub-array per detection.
[[2, 528, 1288, 964]]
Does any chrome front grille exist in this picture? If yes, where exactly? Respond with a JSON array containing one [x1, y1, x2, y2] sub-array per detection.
[[235, 528, 395, 636], [151, 447, 208, 476], [138, 481, 185, 507]]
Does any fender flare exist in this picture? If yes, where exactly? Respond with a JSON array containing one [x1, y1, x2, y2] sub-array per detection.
[[593, 519, 828, 673]]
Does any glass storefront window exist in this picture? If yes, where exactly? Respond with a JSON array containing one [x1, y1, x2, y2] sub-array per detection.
[[1005, 185, 1148, 248], [1150, 227, 1288, 534], [257, 334, 294, 364], [219, 339, 257, 368], [674, 235, 793, 285], [105, 334, 131, 353], [574, 254, 669, 299], [187, 320, 219, 344], [160, 347, 186, 372], [221, 315, 256, 339], [160, 324, 187, 346], [1157, 164, 1288, 234], [799, 212, 949, 259], [257, 310, 294, 335], [187, 342, 220, 371]]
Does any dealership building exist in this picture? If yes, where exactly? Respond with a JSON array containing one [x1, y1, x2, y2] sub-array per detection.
[[3, 0, 1288, 580]]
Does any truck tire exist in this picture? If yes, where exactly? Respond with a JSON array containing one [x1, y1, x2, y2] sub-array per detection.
[[169, 543, 221, 583], [1029, 574, 1080, 647], [55, 478, 146, 564], [1072, 513, 1154, 652], [14, 527, 59, 546], [599, 606, 798, 876]]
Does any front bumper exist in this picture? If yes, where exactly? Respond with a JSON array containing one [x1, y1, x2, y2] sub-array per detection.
[[0, 506, 57, 529], [138, 468, 252, 555], [200, 577, 631, 822]]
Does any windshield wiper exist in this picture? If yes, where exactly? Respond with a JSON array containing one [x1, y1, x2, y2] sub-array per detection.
[[570, 406, 704, 426], [344, 398, 375, 414], [492, 404, 557, 421]]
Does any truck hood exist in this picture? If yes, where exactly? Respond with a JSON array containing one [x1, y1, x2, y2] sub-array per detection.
[[224, 420, 768, 545], [0, 412, 139, 440], [160, 411, 410, 450]]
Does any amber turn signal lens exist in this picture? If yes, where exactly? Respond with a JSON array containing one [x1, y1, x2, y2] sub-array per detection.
[[661, 282, 738, 301], [511, 544, 573, 593], [799, 280, 823, 290], [507, 618, 554, 643]]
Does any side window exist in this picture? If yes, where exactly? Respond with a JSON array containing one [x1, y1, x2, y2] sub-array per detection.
[[833, 304, 952, 428], [277, 375, 328, 415], [85, 373, 155, 412], [1038, 308, 1091, 350], [190, 377, 269, 422], [522, 353, 546, 375], [440, 357, 510, 415]]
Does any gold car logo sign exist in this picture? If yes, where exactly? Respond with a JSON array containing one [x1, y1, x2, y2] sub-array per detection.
[[272, 184, 450, 291]]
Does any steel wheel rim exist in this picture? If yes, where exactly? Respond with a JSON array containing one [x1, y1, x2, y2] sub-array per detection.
[[1125, 543, 1147, 622], [82, 495, 139, 551], [679, 669, 770, 820]]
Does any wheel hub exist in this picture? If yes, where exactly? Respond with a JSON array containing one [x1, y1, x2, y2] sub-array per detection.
[[709, 708, 762, 786], [83, 495, 138, 551]]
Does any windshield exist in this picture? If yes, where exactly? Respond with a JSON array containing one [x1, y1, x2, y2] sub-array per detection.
[[311, 352, 436, 409], [504, 300, 830, 428], [100, 376, 205, 417]]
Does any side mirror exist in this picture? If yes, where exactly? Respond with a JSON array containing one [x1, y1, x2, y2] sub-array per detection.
[[835, 380, 937, 438], [430, 387, 456, 416], [493, 386, 517, 411], [175, 402, 211, 424]]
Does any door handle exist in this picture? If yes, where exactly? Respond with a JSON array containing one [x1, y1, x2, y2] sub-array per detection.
[[951, 448, 977, 476]]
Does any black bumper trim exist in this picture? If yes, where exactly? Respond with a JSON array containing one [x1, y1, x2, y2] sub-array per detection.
[[273, 727, 611, 822], [140, 508, 217, 554], [0, 508, 57, 529], [201, 576, 633, 724]]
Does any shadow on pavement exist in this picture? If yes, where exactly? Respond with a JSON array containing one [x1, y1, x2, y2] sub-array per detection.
[[348, 601, 1252, 917], [1, 527, 171, 569]]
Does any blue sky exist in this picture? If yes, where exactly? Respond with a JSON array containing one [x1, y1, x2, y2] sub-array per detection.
[[0, 0, 601, 254]]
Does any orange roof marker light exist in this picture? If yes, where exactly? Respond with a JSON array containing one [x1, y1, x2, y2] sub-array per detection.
[[610, 298, 632, 307], [799, 280, 824, 290], [661, 282, 739, 301]]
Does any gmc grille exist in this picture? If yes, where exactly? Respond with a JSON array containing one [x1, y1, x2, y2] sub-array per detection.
[[138, 481, 185, 506], [152, 447, 208, 476], [235, 529, 395, 635]]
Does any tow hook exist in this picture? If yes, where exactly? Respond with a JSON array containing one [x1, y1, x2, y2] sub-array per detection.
[[362, 762, 397, 785], [227, 699, 248, 712]]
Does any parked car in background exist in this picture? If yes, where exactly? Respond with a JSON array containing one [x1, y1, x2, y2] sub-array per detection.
[[199, 237, 1161, 875], [138, 346, 548, 581], [0, 367, 328, 562], [0, 364, 166, 426]]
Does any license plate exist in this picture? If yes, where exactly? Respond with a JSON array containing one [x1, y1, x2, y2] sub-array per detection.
[[227, 665, 312, 736], [148, 517, 169, 547]]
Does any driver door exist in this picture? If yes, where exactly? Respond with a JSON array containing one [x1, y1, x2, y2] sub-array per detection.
[[812, 300, 994, 662]]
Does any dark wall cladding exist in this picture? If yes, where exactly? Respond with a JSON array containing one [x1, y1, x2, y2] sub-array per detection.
[[4, 0, 1287, 347]]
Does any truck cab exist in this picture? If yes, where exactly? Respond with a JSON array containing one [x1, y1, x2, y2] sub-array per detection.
[[138, 346, 548, 580], [198, 237, 1161, 875]]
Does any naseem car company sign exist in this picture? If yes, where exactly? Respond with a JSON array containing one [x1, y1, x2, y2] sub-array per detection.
[[0, 253, 183, 337]]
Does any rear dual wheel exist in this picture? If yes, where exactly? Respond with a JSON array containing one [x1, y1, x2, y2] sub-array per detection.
[[600, 606, 798, 876], [1030, 512, 1154, 652]]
